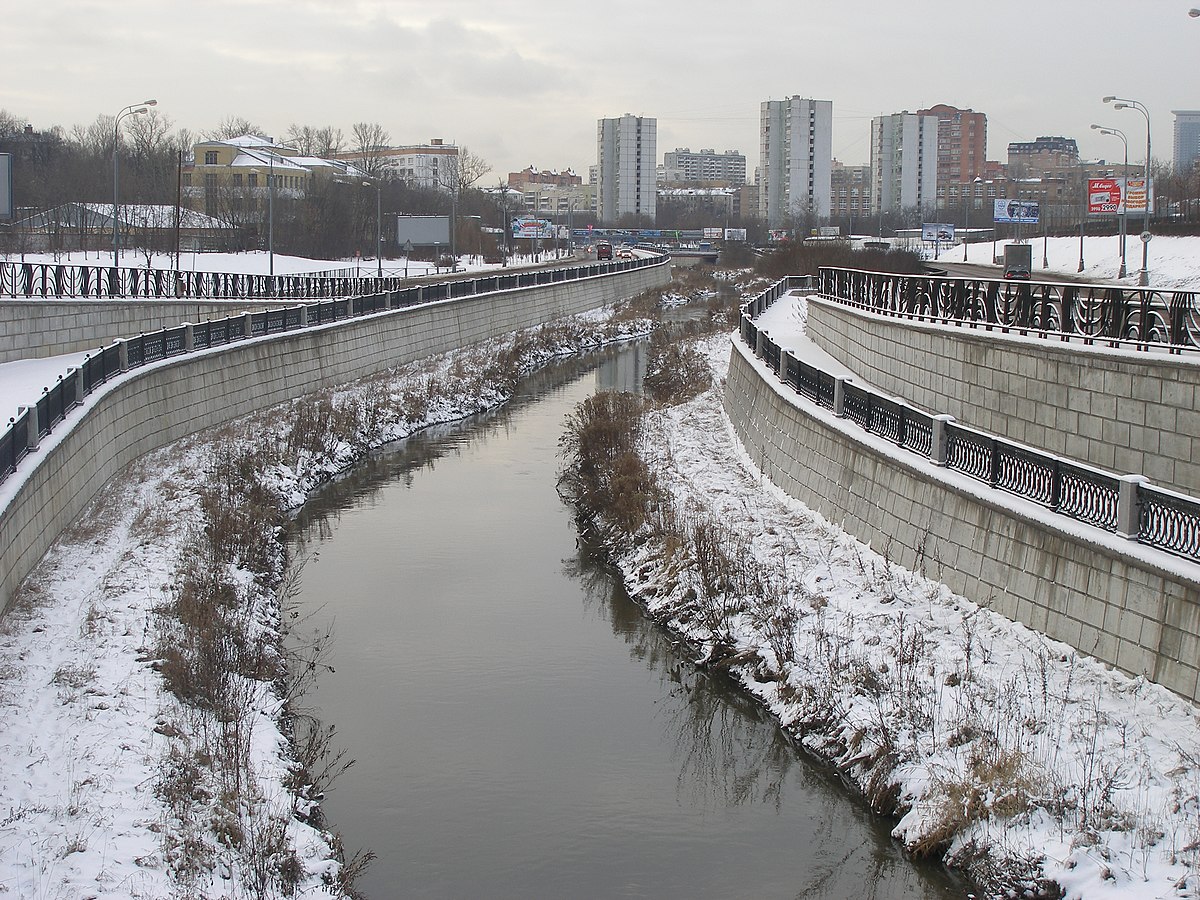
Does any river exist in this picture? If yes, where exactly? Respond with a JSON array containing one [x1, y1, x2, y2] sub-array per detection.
[[286, 344, 971, 899]]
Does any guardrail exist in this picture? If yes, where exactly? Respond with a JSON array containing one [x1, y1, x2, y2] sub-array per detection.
[[740, 276, 1200, 563], [817, 267, 1200, 354], [0, 254, 664, 487], [0, 254, 651, 300]]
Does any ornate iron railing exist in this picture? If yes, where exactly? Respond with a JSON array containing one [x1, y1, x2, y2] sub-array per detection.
[[0, 254, 655, 300], [739, 276, 1200, 562], [817, 267, 1200, 354], [0, 254, 667, 488]]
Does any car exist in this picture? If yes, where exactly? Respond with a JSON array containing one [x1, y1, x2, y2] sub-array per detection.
[[1003, 267, 1031, 280], [617, 247, 634, 260]]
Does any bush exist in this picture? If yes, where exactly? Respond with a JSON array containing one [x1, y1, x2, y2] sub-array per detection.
[[755, 242, 924, 280]]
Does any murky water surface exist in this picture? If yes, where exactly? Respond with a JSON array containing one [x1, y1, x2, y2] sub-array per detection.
[[287, 346, 970, 899]]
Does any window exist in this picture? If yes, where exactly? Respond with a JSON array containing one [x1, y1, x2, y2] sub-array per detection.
[[204, 150, 218, 165], [248, 173, 258, 188], [204, 174, 216, 189], [233, 173, 242, 187]]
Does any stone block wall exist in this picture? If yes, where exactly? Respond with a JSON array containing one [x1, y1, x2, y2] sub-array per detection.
[[723, 342, 1200, 703], [805, 297, 1200, 497], [0, 262, 670, 611]]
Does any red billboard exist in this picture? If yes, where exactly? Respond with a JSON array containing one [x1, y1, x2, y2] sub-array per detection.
[[1088, 178, 1123, 215]]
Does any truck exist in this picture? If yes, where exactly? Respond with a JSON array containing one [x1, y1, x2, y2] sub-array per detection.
[[1002, 243, 1032, 280]]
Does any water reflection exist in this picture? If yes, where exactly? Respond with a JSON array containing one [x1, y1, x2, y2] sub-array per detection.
[[287, 345, 971, 899]]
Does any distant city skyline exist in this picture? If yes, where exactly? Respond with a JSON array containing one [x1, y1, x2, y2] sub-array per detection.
[[4, 1, 1198, 178]]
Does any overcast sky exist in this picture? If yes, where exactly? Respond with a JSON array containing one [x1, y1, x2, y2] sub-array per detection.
[[5, 1, 1198, 179]]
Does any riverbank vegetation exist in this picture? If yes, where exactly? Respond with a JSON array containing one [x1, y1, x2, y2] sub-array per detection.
[[558, 298, 1200, 900]]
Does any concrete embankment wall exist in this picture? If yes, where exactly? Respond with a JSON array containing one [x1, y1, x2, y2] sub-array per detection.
[[723, 340, 1200, 704], [0, 262, 670, 611], [805, 297, 1200, 498], [0, 298, 305, 363]]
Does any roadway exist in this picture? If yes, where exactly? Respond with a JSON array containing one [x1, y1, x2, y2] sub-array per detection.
[[930, 260, 1103, 286]]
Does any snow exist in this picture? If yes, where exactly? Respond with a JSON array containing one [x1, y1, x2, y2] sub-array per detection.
[[600, 287, 1200, 898], [2, 241, 1200, 897]]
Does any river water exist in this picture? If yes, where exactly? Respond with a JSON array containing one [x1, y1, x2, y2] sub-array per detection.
[[286, 345, 971, 899]]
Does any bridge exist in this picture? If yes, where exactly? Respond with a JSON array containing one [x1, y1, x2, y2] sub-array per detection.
[[729, 269, 1200, 703]]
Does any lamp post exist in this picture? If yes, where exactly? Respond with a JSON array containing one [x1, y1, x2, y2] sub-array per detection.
[[1103, 95, 1151, 285], [363, 180, 382, 278], [1091, 123, 1129, 278], [112, 99, 156, 267]]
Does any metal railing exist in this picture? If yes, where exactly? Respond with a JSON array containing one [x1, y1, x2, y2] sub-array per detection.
[[0, 253, 655, 300], [817, 267, 1200, 354], [739, 276, 1200, 563], [0, 253, 666, 488]]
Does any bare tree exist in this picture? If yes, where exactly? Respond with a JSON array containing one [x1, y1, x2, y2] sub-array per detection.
[[205, 116, 263, 141], [285, 124, 345, 158], [350, 122, 391, 178], [436, 146, 491, 259]]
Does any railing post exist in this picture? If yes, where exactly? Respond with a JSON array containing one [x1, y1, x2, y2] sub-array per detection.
[[118, 339, 129, 372], [833, 377, 847, 417], [930, 415, 956, 466], [755, 329, 765, 358], [19, 407, 38, 451], [297, 304, 309, 328], [243, 311, 254, 340], [1116, 474, 1149, 539], [182, 323, 194, 352], [67, 367, 84, 406]]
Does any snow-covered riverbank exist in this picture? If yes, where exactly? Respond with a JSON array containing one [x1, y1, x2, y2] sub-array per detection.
[[0, 310, 651, 898], [598, 310, 1200, 899]]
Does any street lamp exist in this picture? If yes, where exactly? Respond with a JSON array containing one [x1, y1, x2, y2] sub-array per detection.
[[252, 156, 276, 277], [112, 99, 156, 267], [363, 180, 382, 278], [963, 176, 982, 261], [1103, 95, 1152, 285], [1091, 123, 1129, 277]]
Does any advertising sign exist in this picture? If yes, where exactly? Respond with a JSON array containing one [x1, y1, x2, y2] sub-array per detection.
[[1088, 178, 1123, 215], [768, 229, 790, 243], [511, 216, 554, 240], [1123, 177, 1148, 215], [921, 223, 955, 242], [724, 228, 748, 242], [993, 199, 1039, 224], [395, 215, 449, 246]]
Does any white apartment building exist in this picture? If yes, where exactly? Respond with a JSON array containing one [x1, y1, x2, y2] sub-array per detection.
[[661, 148, 747, 185], [596, 114, 657, 223], [328, 139, 458, 190], [759, 97, 833, 226], [870, 112, 939, 216]]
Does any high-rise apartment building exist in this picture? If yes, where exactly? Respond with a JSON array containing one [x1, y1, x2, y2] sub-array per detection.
[[661, 148, 746, 185], [917, 104, 987, 208], [1173, 110, 1200, 174], [596, 114, 657, 223], [759, 97, 833, 226], [870, 112, 938, 216]]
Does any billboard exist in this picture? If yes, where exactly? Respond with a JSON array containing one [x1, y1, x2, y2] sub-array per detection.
[[511, 216, 554, 240], [0, 153, 11, 220], [1088, 178, 1123, 214], [993, 199, 1039, 224], [921, 223, 955, 242], [702, 227, 723, 239], [395, 215, 450, 246], [1123, 177, 1149, 215], [724, 228, 748, 242]]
